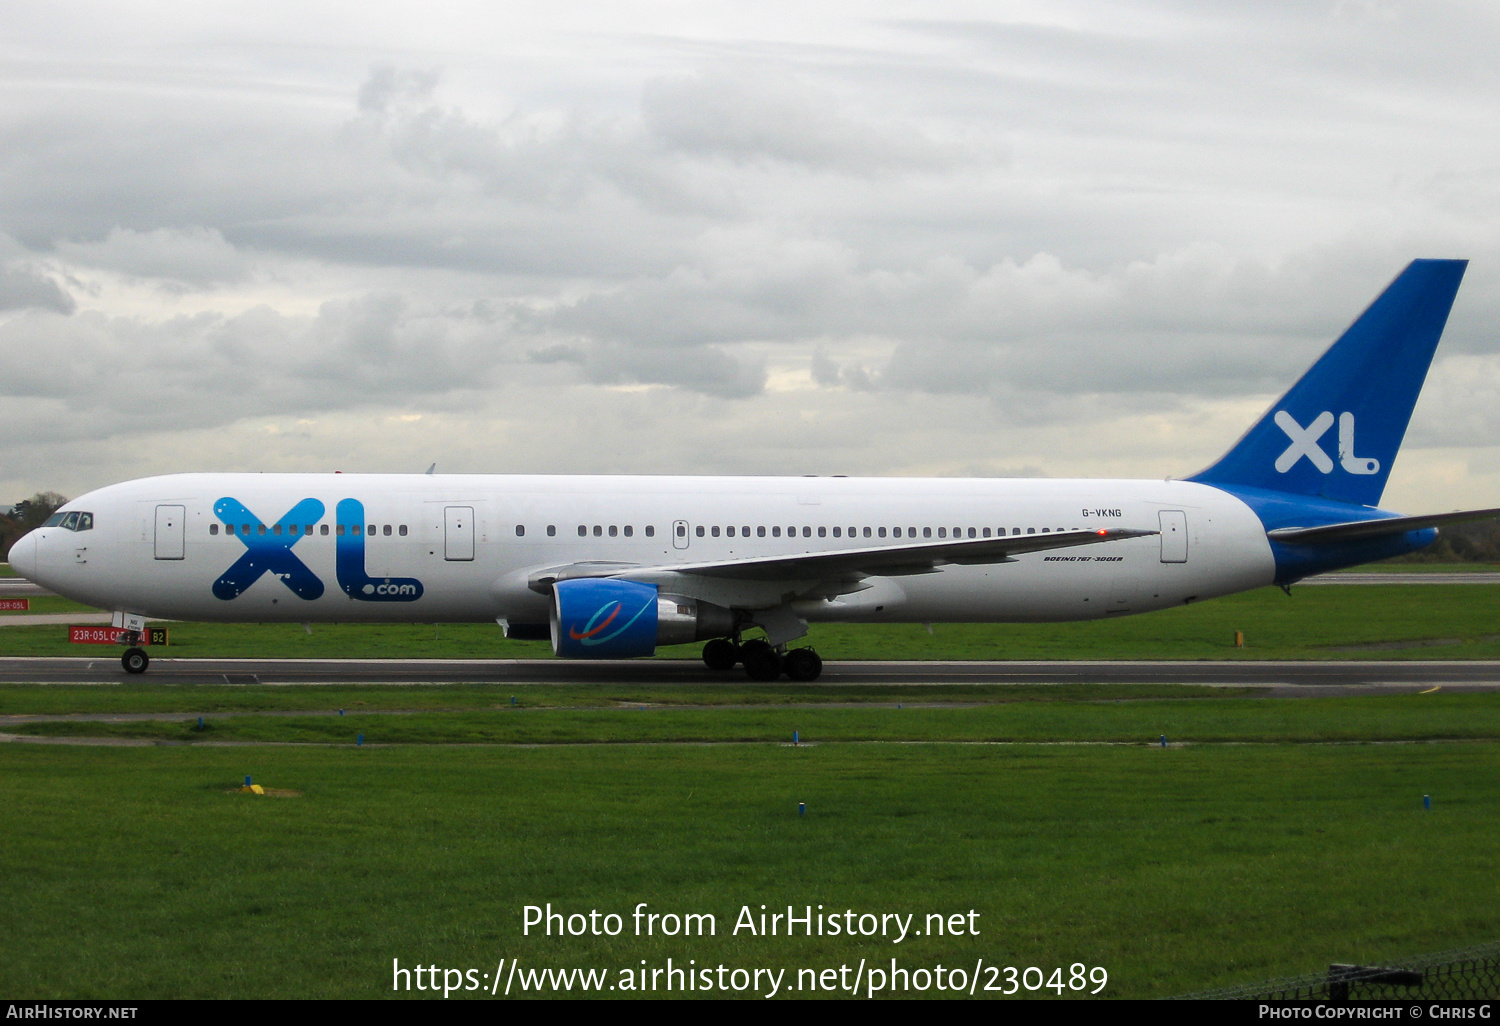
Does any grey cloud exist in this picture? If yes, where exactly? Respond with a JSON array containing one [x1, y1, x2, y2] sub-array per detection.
[[55, 226, 249, 288], [0, 296, 524, 444], [641, 68, 957, 173], [0, 264, 74, 313], [577, 343, 766, 399]]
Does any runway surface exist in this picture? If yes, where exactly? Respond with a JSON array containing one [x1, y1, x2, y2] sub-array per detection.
[[2, 656, 1498, 696]]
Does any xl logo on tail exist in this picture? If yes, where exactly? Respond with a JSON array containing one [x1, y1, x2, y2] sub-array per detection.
[[1273, 411, 1379, 476]]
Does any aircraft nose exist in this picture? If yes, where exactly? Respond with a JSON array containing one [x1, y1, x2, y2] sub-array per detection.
[[8, 530, 38, 580]]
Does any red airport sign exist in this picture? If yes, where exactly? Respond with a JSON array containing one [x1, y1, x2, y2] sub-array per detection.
[[69, 625, 168, 646], [0, 598, 29, 611]]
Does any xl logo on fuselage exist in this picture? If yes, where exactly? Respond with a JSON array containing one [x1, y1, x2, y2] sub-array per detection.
[[1273, 411, 1379, 476], [212, 496, 423, 602]]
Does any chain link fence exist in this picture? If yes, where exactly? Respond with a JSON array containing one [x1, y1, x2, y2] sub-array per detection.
[[1176, 940, 1500, 1000]]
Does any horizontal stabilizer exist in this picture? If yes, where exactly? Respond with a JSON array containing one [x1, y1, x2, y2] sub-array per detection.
[[1266, 507, 1500, 546]]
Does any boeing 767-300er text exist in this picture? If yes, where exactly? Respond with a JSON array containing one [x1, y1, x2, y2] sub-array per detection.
[[10, 259, 1499, 680]]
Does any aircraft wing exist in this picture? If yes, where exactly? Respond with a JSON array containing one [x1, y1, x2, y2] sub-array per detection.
[[1266, 507, 1500, 545], [526, 527, 1156, 594]]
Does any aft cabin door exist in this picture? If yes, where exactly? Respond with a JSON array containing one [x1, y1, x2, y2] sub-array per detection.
[[444, 506, 475, 561], [673, 520, 689, 550], [154, 505, 185, 560], [1159, 510, 1188, 563]]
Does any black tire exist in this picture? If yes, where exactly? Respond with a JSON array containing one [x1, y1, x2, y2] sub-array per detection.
[[121, 648, 149, 675], [702, 638, 738, 671], [739, 638, 773, 661], [783, 648, 822, 682], [742, 645, 783, 681]]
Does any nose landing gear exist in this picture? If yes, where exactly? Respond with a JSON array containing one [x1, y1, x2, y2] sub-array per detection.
[[121, 648, 150, 674]]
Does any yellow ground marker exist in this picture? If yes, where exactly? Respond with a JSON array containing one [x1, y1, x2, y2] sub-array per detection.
[[1419, 685, 1442, 694]]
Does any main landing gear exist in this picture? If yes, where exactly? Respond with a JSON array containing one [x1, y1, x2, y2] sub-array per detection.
[[700, 637, 822, 681]]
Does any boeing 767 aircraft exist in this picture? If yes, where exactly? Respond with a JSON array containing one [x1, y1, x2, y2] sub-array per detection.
[[10, 259, 1497, 680]]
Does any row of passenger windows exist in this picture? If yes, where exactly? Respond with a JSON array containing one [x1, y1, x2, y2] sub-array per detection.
[[208, 521, 1074, 540], [210, 523, 408, 537], [687, 525, 1068, 539]]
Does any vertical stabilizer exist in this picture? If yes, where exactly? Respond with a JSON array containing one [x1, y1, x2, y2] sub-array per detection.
[[1188, 259, 1466, 506]]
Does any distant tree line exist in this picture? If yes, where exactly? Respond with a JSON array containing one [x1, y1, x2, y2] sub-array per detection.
[[1, 492, 67, 562], [1388, 518, 1500, 563]]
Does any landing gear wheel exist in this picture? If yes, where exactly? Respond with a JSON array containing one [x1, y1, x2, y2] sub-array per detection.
[[121, 648, 149, 675], [702, 638, 739, 671], [783, 648, 822, 682], [742, 645, 783, 682]]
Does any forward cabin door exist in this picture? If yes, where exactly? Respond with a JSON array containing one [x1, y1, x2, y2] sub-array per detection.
[[673, 519, 690, 550], [444, 506, 475, 561], [1159, 510, 1188, 563], [154, 505, 185, 560]]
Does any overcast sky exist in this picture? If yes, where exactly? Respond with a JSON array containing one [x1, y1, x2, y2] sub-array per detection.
[[3, 0, 1500, 511]]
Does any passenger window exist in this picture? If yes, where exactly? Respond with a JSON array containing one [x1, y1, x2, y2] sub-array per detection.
[[259, 524, 268, 535], [384, 525, 393, 536], [772, 526, 781, 537], [757, 526, 766, 537], [696, 526, 705, 537], [742, 526, 750, 537], [938, 527, 947, 538], [398, 525, 407, 537], [863, 527, 872, 538], [337, 525, 345, 537], [983, 528, 991, 538], [547, 525, 556, 537], [832, 527, 841, 537], [593, 525, 602, 537], [321, 525, 330, 536], [802, 526, 811, 538], [645, 526, 654, 538], [1027, 528, 1035, 534], [210, 523, 219, 535], [968, 528, 976, 538], [242, 524, 251, 535], [272, 524, 282, 536], [623, 526, 633, 537], [351, 525, 360, 536], [1041, 528, 1050, 533], [878, 527, 887, 538], [711, 526, 720, 538], [578, 526, 587, 537], [609, 526, 618, 537], [818, 527, 826, 538], [923, 527, 932, 538], [725, 526, 734, 537], [515, 525, 525, 537]]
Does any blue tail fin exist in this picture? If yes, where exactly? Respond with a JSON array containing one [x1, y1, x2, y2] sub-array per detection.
[[1188, 259, 1467, 506]]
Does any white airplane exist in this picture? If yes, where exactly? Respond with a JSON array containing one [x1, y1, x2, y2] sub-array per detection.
[[10, 259, 1498, 680]]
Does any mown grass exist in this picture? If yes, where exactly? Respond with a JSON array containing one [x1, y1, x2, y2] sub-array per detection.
[[10, 693, 1498, 746], [1, 741, 1496, 999], [0, 682, 1243, 716], [2, 584, 1500, 660]]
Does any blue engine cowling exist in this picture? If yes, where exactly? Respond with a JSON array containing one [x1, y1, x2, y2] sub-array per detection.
[[551, 578, 735, 658]]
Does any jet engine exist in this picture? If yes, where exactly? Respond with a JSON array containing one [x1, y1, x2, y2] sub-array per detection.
[[551, 578, 735, 658]]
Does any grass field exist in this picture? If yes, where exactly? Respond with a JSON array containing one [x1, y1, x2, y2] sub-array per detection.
[[2, 736, 1497, 999], [4, 582, 1500, 660]]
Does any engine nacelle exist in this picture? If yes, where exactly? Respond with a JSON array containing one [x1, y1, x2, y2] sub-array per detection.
[[551, 578, 735, 658]]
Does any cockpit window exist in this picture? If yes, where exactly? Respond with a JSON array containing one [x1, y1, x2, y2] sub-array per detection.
[[44, 511, 94, 531]]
